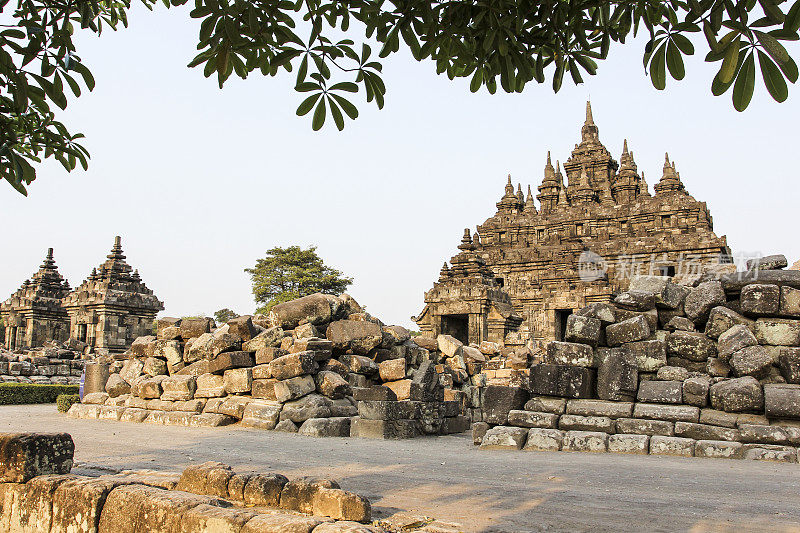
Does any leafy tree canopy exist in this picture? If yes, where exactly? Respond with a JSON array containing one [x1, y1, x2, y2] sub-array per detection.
[[245, 245, 352, 314], [214, 308, 240, 323], [2, 0, 799, 194]]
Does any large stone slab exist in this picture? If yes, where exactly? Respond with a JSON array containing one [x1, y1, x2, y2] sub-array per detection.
[[0, 433, 74, 482], [483, 386, 528, 425], [764, 384, 800, 419], [479, 426, 528, 450], [606, 316, 650, 347], [709, 376, 764, 412]]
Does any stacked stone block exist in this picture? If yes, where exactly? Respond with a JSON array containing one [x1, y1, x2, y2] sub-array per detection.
[[69, 293, 467, 439], [0, 343, 83, 384], [474, 261, 800, 462]]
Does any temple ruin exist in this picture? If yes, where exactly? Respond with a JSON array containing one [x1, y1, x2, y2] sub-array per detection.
[[1, 237, 163, 352], [415, 102, 730, 346], [0, 248, 71, 350]]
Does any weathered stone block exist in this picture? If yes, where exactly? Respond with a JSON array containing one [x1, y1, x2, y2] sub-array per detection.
[[311, 487, 371, 522], [624, 340, 667, 372], [729, 345, 773, 378], [637, 380, 682, 404], [349, 418, 420, 439], [778, 347, 800, 383], [755, 318, 800, 346], [522, 428, 563, 451], [0, 433, 73, 482], [763, 384, 800, 419], [666, 331, 716, 362], [546, 341, 594, 367], [739, 424, 789, 444], [633, 403, 700, 422], [709, 376, 764, 412], [608, 433, 649, 454], [239, 400, 282, 429], [718, 325, 758, 362], [576, 302, 617, 324], [269, 294, 333, 328], [506, 410, 559, 428], [340, 354, 379, 375], [524, 396, 566, 414], [674, 421, 740, 442], [650, 435, 695, 456], [562, 431, 608, 452], [743, 447, 798, 462], [558, 414, 614, 433], [160, 375, 196, 402], [606, 315, 650, 346], [483, 385, 528, 425], [699, 409, 739, 428], [327, 320, 383, 355], [274, 375, 316, 403], [682, 377, 710, 407], [564, 315, 602, 347], [684, 281, 726, 323], [615, 418, 674, 436], [479, 426, 528, 450], [614, 290, 657, 311], [314, 371, 351, 400], [740, 283, 781, 315], [565, 399, 633, 418], [299, 417, 352, 438], [779, 286, 800, 317], [472, 422, 490, 445], [378, 358, 406, 382], [596, 347, 638, 401], [269, 352, 317, 380], [207, 351, 253, 374], [705, 306, 755, 339], [694, 439, 743, 459], [223, 367, 253, 394]]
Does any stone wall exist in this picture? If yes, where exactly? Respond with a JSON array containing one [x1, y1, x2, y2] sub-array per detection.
[[68, 293, 469, 439], [0, 342, 83, 385], [0, 432, 380, 532], [472, 259, 800, 463]]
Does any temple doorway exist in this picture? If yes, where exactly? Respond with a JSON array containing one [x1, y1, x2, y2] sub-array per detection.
[[441, 314, 469, 344]]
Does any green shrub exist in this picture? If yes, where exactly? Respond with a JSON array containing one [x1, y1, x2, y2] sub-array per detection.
[[56, 393, 81, 413], [0, 383, 79, 405]]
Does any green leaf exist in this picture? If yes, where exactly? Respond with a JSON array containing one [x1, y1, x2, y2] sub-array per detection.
[[650, 44, 667, 90], [330, 93, 358, 119], [719, 38, 741, 83], [666, 40, 686, 80], [470, 68, 483, 92], [328, 96, 345, 130], [671, 33, 695, 55], [296, 92, 321, 116], [329, 82, 358, 92], [758, 50, 789, 101], [732, 52, 756, 111], [296, 82, 319, 92], [312, 97, 326, 130], [786, 0, 800, 32], [755, 30, 798, 82]]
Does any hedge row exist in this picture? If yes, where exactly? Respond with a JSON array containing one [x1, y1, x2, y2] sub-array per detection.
[[57, 393, 81, 413], [0, 383, 80, 405]]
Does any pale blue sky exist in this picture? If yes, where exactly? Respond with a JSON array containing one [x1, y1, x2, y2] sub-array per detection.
[[2, 6, 798, 328]]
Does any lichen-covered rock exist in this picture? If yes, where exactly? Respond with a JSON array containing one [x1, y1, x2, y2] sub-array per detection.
[[269, 293, 334, 328], [564, 315, 602, 347], [0, 432, 74, 482], [666, 331, 716, 362], [729, 345, 774, 378], [105, 373, 131, 398], [327, 320, 382, 355], [684, 281, 726, 323], [606, 315, 650, 346], [709, 376, 764, 412], [479, 426, 528, 450], [755, 318, 800, 346], [315, 371, 352, 399], [546, 341, 594, 367], [740, 283, 781, 316]]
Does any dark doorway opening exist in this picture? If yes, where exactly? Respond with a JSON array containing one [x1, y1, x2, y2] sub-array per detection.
[[10, 327, 18, 349], [555, 309, 572, 341], [658, 265, 676, 277], [77, 323, 88, 343], [441, 314, 469, 344]]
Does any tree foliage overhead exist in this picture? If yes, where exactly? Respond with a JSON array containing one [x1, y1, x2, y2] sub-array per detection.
[[245, 245, 353, 314], [2, 0, 799, 194]]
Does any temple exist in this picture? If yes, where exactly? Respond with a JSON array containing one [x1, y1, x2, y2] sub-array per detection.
[[414, 102, 730, 347], [1, 237, 164, 352], [62, 237, 164, 351], [0, 249, 71, 350]]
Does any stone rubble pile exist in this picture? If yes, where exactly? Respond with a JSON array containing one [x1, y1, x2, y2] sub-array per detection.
[[0, 432, 382, 532], [474, 259, 800, 462], [69, 293, 468, 438], [0, 340, 84, 384]]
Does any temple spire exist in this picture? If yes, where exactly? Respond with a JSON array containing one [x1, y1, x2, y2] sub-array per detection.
[[524, 185, 538, 214], [623, 139, 629, 154], [585, 101, 595, 125], [580, 101, 600, 143]]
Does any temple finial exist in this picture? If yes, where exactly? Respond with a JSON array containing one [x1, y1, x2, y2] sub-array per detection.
[[585, 101, 594, 125], [623, 139, 629, 154], [47, 248, 54, 260], [547, 151, 552, 165]]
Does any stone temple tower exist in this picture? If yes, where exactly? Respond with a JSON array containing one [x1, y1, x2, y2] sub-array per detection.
[[1, 248, 71, 350], [415, 102, 730, 346], [61, 236, 164, 352]]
